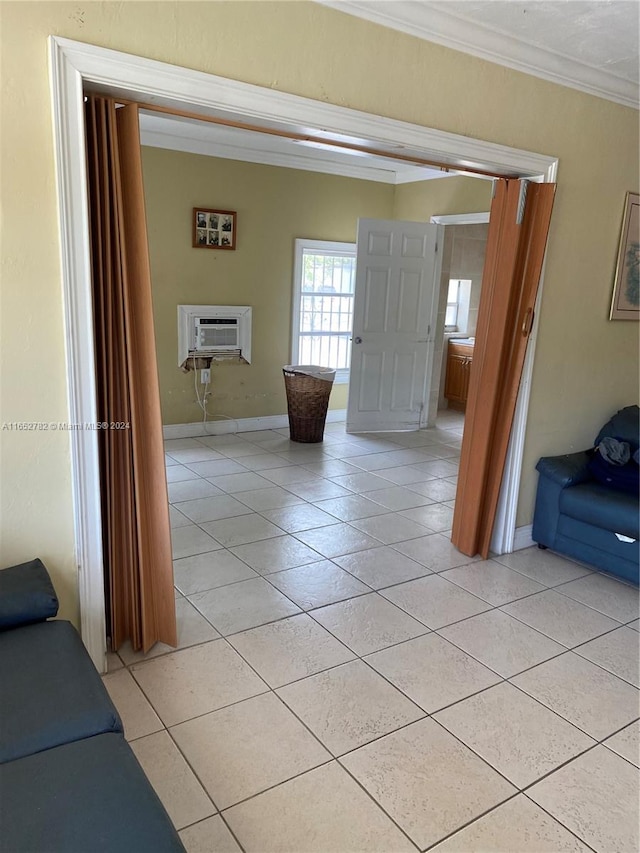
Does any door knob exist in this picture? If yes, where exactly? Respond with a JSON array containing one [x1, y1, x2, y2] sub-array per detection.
[[354, 337, 363, 344]]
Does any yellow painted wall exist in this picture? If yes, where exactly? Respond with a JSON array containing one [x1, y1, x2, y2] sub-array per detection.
[[392, 176, 493, 221], [142, 147, 394, 423], [1, 1, 638, 623]]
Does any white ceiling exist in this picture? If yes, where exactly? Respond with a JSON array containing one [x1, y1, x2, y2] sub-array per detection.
[[319, 0, 639, 108], [139, 111, 461, 185]]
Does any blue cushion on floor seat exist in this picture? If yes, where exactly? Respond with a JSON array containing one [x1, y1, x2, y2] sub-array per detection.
[[0, 620, 122, 763], [559, 481, 639, 540], [0, 558, 58, 629], [0, 733, 185, 852]]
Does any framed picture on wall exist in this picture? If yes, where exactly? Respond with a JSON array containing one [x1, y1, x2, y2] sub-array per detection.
[[609, 192, 639, 320], [193, 208, 237, 250]]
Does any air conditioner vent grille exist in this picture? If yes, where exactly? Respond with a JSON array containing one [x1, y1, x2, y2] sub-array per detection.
[[198, 326, 238, 348]]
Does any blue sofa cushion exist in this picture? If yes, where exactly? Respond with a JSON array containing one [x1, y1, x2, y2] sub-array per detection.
[[0, 733, 185, 852], [0, 558, 58, 629], [556, 515, 639, 583], [559, 481, 639, 541], [0, 620, 122, 763], [536, 451, 592, 488], [594, 405, 640, 450], [588, 450, 640, 495]]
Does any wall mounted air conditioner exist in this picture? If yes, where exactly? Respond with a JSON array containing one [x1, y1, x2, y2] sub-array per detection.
[[177, 305, 252, 366]]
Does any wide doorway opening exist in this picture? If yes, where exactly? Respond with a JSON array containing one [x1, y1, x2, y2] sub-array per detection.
[[50, 37, 558, 670]]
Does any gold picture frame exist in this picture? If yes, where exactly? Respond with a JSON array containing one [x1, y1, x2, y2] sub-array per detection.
[[609, 191, 639, 320], [193, 208, 236, 250]]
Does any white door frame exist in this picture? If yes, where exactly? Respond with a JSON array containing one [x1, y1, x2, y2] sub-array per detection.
[[48, 36, 558, 671], [428, 211, 491, 427]]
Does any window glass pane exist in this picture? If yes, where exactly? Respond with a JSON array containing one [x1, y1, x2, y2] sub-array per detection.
[[447, 279, 459, 302], [302, 252, 355, 294], [300, 294, 354, 333], [445, 305, 458, 328], [299, 334, 351, 370]]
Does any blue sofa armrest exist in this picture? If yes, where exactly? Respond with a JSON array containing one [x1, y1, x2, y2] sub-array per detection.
[[0, 558, 59, 630], [535, 451, 593, 489]]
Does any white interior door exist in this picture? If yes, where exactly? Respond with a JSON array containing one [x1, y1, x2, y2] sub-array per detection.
[[347, 218, 442, 432]]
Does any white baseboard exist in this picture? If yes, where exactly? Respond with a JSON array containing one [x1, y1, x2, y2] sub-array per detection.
[[512, 524, 535, 551], [163, 409, 347, 440]]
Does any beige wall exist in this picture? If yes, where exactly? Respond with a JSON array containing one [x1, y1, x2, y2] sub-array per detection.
[[393, 176, 493, 222], [1, 1, 638, 623], [142, 147, 394, 423]]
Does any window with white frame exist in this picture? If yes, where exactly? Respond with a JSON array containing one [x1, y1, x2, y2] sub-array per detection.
[[292, 239, 356, 384], [445, 278, 473, 333], [445, 279, 461, 330]]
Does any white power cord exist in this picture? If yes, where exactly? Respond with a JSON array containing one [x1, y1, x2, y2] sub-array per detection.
[[192, 356, 239, 435]]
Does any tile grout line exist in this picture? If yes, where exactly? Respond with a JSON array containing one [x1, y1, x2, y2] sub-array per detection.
[[162, 531, 640, 705], [148, 619, 427, 851], [129, 600, 633, 832], [159, 424, 639, 848], [518, 793, 600, 853], [162, 499, 640, 702], [425, 712, 603, 833], [122, 610, 638, 758]]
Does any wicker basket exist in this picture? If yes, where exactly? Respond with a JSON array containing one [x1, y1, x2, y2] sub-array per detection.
[[283, 366, 335, 443]]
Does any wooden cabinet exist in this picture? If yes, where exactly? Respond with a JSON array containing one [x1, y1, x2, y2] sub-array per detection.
[[445, 340, 474, 411]]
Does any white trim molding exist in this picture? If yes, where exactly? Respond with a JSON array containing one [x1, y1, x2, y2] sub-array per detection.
[[512, 525, 536, 552], [48, 35, 558, 670], [163, 409, 348, 440], [431, 212, 490, 226], [490, 254, 548, 557], [49, 38, 106, 673]]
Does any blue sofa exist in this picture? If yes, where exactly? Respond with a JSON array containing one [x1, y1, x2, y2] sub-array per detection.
[[0, 558, 185, 852], [532, 405, 639, 585]]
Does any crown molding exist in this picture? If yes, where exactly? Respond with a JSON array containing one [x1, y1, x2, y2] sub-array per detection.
[[319, 1, 639, 110]]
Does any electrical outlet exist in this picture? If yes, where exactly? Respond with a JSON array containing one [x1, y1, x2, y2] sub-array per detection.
[[200, 368, 211, 384]]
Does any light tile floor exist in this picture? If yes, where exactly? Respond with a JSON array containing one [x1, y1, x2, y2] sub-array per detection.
[[104, 411, 640, 852]]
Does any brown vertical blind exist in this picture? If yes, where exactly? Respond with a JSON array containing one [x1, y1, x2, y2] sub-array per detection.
[[85, 96, 177, 652], [452, 178, 556, 559]]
